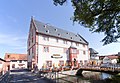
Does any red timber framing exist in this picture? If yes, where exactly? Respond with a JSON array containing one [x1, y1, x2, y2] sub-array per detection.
[[28, 17, 39, 69], [69, 46, 79, 66], [32, 19, 39, 68]]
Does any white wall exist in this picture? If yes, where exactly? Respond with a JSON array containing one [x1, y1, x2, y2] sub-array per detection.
[[37, 35, 89, 69], [103, 57, 111, 63], [10, 60, 27, 70]]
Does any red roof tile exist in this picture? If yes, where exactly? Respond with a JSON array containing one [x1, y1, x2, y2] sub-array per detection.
[[107, 55, 118, 59], [4, 53, 27, 61]]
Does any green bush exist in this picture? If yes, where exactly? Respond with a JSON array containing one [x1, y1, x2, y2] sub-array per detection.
[[110, 75, 120, 83]]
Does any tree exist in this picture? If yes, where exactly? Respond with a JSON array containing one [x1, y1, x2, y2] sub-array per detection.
[[53, 0, 120, 45], [117, 58, 120, 63]]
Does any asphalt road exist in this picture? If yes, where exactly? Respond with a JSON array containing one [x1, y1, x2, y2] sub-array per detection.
[[8, 69, 55, 83]]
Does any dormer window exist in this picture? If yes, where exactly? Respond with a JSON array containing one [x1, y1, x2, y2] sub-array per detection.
[[54, 29, 57, 31], [46, 30, 49, 33], [58, 33, 61, 36], [66, 32, 69, 34], [44, 24, 47, 28]]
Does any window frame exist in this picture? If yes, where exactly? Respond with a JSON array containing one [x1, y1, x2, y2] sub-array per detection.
[[63, 40, 67, 44], [83, 51, 86, 55], [43, 36, 49, 41], [43, 46, 49, 52], [59, 60, 64, 66], [46, 61, 52, 67]]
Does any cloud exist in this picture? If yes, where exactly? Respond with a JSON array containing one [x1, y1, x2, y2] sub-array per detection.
[[0, 34, 27, 49]]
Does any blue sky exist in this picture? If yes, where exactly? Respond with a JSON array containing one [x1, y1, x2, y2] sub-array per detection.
[[0, 0, 120, 58]]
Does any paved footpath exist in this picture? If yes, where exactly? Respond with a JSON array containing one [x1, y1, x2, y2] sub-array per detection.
[[8, 69, 55, 83]]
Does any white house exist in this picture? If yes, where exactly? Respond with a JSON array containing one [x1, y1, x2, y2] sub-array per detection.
[[89, 48, 100, 65], [0, 58, 5, 75], [103, 55, 118, 64], [4, 53, 27, 70], [27, 17, 90, 70]]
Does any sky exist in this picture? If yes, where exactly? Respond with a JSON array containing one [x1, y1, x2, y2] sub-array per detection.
[[0, 0, 120, 59]]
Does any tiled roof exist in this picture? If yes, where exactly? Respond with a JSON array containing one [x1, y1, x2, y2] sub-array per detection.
[[107, 55, 119, 59], [99, 54, 119, 60], [89, 48, 98, 54], [33, 19, 88, 45], [4, 53, 27, 61]]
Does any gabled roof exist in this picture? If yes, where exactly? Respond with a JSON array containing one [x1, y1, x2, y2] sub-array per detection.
[[89, 48, 98, 54], [107, 55, 119, 59], [99, 54, 119, 60], [0, 58, 6, 62], [4, 53, 27, 61], [32, 18, 88, 45]]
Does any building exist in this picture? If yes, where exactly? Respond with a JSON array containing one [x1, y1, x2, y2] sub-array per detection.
[[4, 53, 27, 71], [99, 53, 120, 64], [89, 48, 99, 60], [103, 55, 118, 64], [89, 48, 99, 65], [27, 18, 90, 70], [0, 58, 6, 75]]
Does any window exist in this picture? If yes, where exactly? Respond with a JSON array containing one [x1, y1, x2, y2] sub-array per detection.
[[76, 43, 79, 46], [56, 38, 59, 43], [59, 61, 64, 66], [80, 60, 83, 65], [32, 55, 35, 58], [63, 40, 67, 44], [70, 49, 79, 54], [19, 60, 22, 63], [83, 51, 86, 55], [46, 61, 52, 67], [58, 33, 61, 36], [43, 36, 49, 41], [12, 64, 15, 68], [43, 46, 49, 52], [83, 44, 85, 47], [46, 30, 49, 33], [54, 29, 57, 31], [71, 49, 77, 53], [28, 50, 30, 55]]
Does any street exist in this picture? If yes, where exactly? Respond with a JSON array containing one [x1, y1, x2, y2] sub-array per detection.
[[8, 69, 55, 83]]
